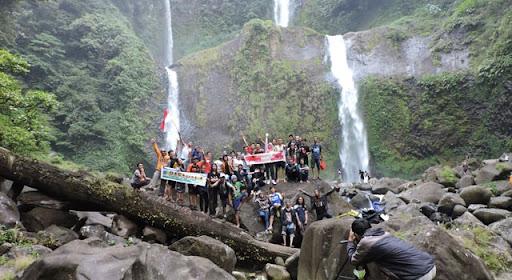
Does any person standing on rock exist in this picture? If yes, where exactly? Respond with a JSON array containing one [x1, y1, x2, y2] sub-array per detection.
[[212, 175, 234, 221], [178, 132, 192, 167], [267, 186, 284, 231], [274, 138, 287, 183], [347, 218, 436, 280], [294, 196, 308, 235], [130, 163, 151, 190], [281, 200, 297, 248], [151, 138, 170, 195], [311, 136, 322, 179], [300, 186, 340, 220], [187, 156, 203, 210], [229, 175, 248, 228], [165, 149, 178, 202], [198, 164, 210, 215], [173, 158, 187, 205], [207, 163, 220, 217]]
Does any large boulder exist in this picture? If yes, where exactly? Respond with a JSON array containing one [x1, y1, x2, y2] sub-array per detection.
[[460, 186, 492, 205], [453, 211, 484, 227], [264, 263, 291, 280], [397, 182, 445, 204], [468, 204, 488, 213], [0, 192, 20, 228], [20, 207, 78, 232], [436, 167, 459, 187], [438, 193, 466, 215], [169, 235, 236, 273], [382, 191, 405, 213], [19, 238, 235, 280], [475, 164, 501, 185], [371, 178, 409, 194], [489, 218, 512, 247], [488, 197, 512, 210], [40, 225, 78, 248], [111, 215, 139, 237], [142, 225, 167, 244], [72, 211, 113, 229], [284, 251, 300, 280], [381, 216, 494, 280], [473, 208, 512, 225], [349, 192, 372, 209], [421, 166, 443, 183], [17, 191, 70, 210], [452, 205, 468, 218], [455, 175, 474, 189]]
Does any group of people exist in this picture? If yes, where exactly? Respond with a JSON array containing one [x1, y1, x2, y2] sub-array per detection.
[[358, 170, 371, 184], [129, 132, 330, 232]]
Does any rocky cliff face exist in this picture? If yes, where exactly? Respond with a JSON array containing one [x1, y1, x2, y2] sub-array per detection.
[[176, 20, 341, 169]]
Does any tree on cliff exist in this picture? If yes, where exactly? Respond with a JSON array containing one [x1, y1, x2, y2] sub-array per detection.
[[0, 49, 57, 155]]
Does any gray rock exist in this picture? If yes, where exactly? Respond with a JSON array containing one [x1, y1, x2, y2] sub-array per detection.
[[473, 208, 512, 225], [20, 207, 78, 232], [419, 202, 437, 217], [398, 182, 446, 204], [0, 192, 20, 228], [496, 181, 512, 196], [455, 175, 474, 189], [284, 251, 300, 280], [265, 263, 290, 280], [19, 238, 235, 280], [41, 225, 78, 247], [111, 215, 138, 237], [489, 218, 512, 246], [142, 225, 167, 244], [436, 167, 459, 187], [453, 212, 484, 227], [275, 256, 285, 266], [6, 244, 52, 259], [460, 186, 492, 205], [349, 192, 372, 209], [71, 211, 113, 228], [503, 190, 512, 197], [475, 164, 501, 185], [438, 193, 466, 215], [390, 204, 424, 218], [0, 242, 13, 255], [421, 166, 443, 183], [489, 197, 512, 210], [169, 235, 236, 273], [452, 205, 468, 218], [468, 204, 488, 212], [80, 224, 107, 239], [232, 271, 247, 280], [382, 191, 406, 213], [371, 178, 409, 194], [17, 191, 70, 210]]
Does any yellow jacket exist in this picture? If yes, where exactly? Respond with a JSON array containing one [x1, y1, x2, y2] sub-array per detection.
[[153, 142, 170, 171]]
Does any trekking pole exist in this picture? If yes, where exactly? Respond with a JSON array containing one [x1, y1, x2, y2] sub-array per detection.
[[335, 240, 357, 280]]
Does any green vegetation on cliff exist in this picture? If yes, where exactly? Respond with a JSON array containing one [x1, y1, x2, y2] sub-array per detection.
[[0, 0, 162, 174]]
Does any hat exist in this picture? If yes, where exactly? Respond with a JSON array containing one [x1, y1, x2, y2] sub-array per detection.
[[160, 148, 166, 152], [192, 156, 199, 160], [231, 174, 238, 181]]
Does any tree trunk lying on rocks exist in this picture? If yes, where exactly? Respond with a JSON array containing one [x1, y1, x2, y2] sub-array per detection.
[[0, 147, 298, 265]]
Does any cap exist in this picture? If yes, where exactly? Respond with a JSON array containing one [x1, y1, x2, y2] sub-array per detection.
[[231, 174, 238, 180]]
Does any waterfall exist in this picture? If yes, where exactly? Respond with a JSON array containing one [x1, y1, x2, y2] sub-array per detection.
[[164, 0, 180, 150], [325, 35, 369, 183], [274, 0, 292, 27]]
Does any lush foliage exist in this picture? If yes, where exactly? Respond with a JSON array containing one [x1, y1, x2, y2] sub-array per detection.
[[0, 0, 162, 174], [0, 50, 58, 155], [172, 0, 273, 59]]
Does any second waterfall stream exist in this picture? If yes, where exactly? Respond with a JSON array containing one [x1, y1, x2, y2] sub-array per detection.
[[325, 35, 370, 183]]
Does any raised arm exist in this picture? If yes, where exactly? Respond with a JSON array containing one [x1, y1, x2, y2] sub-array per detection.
[[151, 138, 160, 157], [299, 189, 313, 198], [178, 131, 186, 147], [323, 186, 340, 198], [240, 132, 249, 147]]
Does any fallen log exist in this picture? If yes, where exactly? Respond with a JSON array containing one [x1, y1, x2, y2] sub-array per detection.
[[0, 147, 297, 264]]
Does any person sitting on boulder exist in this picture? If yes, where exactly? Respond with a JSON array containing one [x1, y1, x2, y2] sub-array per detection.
[[347, 218, 436, 280], [130, 163, 151, 190], [285, 156, 300, 182], [267, 186, 284, 231], [461, 161, 469, 174], [300, 186, 340, 220], [255, 191, 271, 230], [229, 174, 248, 228], [298, 158, 310, 183], [499, 153, 509, 162], [281, 200, 297, 248], [251, 167, 266, 194]]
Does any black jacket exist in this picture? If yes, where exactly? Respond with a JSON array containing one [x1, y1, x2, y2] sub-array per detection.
[[347, 228, 435, 280]]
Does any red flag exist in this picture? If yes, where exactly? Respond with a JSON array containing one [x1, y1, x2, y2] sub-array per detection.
[[160, 109, 168, 131]]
